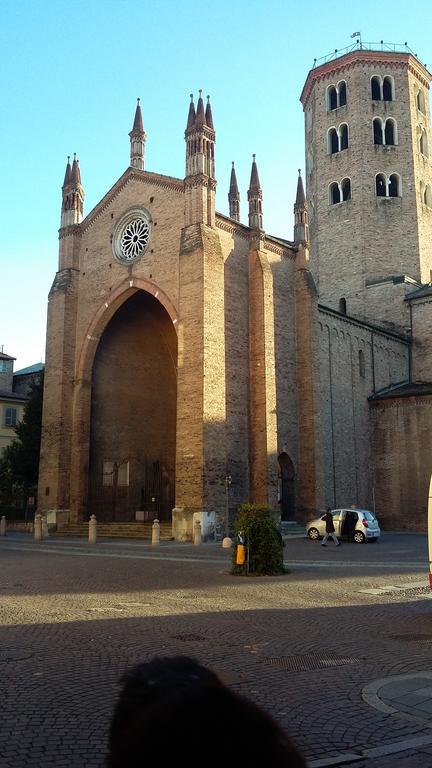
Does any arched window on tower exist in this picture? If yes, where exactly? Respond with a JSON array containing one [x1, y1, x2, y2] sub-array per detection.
[[417, 89, 426, 113], [328, 127, 339, 154], [339, 298, 347, 314], [388, 173, 401, 197], [341, 177, 351, 201], [385, 118, 396, 146], [329, 182, 341, 204], [383, 76, 393, 101], [424, 185, 432, 207], [373, 117, 384, 145], [420, 129, 428, 156], [327, 85, 338, 111], [371, 76, 381, 100], [376, 173, 387, 196], [339, 123, 349, 151], [358, 349, 365, 378], [338, 81, 347, 106]]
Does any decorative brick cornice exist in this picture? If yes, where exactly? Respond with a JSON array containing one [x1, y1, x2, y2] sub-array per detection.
[[301, 51, 431, 108], [184, 174, 216, 190], [215, 215, 295, 257], [215, 215, 250, 240], [58, 224, 82, 239], [264, 236, 296, 259], [81, 168, 184, 233], [318, 304, 411, 344]]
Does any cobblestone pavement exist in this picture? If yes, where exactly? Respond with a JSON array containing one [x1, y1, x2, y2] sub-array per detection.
[[0, 532, 431, 767]]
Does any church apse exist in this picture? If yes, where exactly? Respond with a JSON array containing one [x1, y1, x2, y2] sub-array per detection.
[[88, 291, 177, 522]]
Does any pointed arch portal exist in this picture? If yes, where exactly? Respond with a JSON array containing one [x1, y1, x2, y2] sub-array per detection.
[[87, 290, 177, 522], [278, 452, 295, 520]]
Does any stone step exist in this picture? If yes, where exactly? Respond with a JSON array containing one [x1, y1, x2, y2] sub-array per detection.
[[51, 522, 173, 540], [278, 521, 305, 536]]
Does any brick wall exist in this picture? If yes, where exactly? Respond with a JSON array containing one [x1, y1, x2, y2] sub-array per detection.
[[318, 306, 409, 509], [371, 395, 432, 530]]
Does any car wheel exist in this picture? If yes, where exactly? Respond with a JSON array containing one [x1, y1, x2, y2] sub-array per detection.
[[353, 531, 365, 543], [307, 527, 320, 540]]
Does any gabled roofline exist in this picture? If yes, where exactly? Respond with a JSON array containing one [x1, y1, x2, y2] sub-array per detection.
[[77, 168, 184, 233]]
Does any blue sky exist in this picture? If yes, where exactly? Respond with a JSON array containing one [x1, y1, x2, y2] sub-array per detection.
[[1, 0, 432, 368]]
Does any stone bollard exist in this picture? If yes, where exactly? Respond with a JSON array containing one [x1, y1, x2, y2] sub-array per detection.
[[222, 536, 232, 549], [88, 514, 97, 544], [0, 516, 6, 537], [41, 515, 49, 538], [151, 519, 160, 546], [34, 514, 42, 542], [193, 520, 202, 546]]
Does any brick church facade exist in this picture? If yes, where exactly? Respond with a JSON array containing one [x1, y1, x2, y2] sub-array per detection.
[[38, 46, 432, 538]]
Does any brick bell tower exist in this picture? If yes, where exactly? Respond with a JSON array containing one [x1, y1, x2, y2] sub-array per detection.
[[301, 45, 432, 332], [173, 91, 227, 540], [38, 155, 85, 523]]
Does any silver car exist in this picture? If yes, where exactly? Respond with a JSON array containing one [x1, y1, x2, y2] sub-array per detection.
[[306, 508, 381, 543]]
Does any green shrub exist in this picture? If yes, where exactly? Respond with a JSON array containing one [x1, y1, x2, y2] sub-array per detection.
[[231, 503, 285, 576]]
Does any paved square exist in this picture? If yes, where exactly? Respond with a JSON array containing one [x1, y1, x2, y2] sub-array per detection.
[[0, 533, 431, 767]]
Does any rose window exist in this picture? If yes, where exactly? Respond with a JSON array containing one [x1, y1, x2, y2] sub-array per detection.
[[120, 218, 150, 260]]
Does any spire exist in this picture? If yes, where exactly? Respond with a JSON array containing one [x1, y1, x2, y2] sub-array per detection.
[[295, 168, 305, 206], [132, 98, 144, 133], [129, 98, 147, 170], [205, 95, 214, 129], [294, 169, 309, 244], [186, 93, 196, 131], [61, 153, 84, 227], [247, 154, 263, 230], [249, 154, 261, 192], [63, 156, 71, 187], [70, 153, 81, 184], [228, 162, 240, 222], [196, 89, 205, 126], [184, 90, 216, 226]]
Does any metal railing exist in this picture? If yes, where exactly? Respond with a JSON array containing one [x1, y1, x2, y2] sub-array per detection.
[[312, 40, 425, 69]]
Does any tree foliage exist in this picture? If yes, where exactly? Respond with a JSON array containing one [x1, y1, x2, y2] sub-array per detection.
[[231, 503, 285, 576]]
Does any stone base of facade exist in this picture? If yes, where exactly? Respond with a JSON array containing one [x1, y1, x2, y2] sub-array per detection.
[[172, 507, 217, 542], [46, 510, 70, 530]]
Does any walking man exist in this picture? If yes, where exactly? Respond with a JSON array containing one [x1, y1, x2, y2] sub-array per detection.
[[321, 508, 340, 547]]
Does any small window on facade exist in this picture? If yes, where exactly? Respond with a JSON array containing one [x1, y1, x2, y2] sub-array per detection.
[[0, 360, 9, 373], [329, 182, 341, 204], [327, 86, 337, 111], [338, 81, 347, 106], [371, 76, 381, 100], [5, 407, 17, 427], [328, 128, 338, 154], [420, 129, 428, 156], [388, 173, 400, 197], [341, 178, 351, 201], [358, 349, 365, 378], [417, 89, 426, 113], [424, 185, 432, 207], [373, 118, 383, 145], [340, 124, 349, 151], [383, 77, 393, 101], [376, 173, 386, 196], [385, 119, 396, 146], [339, 298, 347, 314]]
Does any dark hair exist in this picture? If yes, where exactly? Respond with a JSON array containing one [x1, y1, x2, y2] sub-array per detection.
[[108, 656, 305, 767]]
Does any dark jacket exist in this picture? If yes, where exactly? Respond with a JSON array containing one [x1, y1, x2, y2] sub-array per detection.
[[323, 512, 335, 533]]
